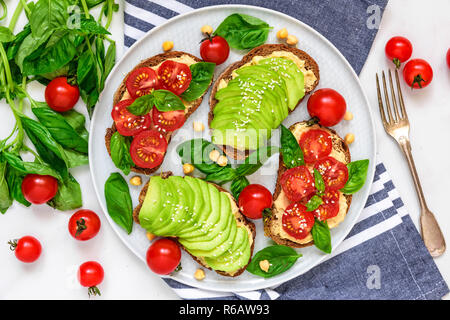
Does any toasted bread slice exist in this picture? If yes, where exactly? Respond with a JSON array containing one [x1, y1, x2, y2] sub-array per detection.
[[264, 121, 352, 248], [208, 44, 320, 160], [133, 172, 256, 277], [105, 51, 213, 175]]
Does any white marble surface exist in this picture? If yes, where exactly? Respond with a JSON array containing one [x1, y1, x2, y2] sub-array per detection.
[[0, 0, 449, 299]]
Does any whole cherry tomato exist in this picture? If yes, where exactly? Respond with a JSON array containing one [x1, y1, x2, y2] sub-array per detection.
[[45, 77, 80, 112], [146, 238, 181, 275], [78, 261, 104, 297], [21, 174, 58, 204], [68, 209, 101, 241], [307, 88, 347, 127], [385, 36, 413, 68], [9, 236, 42, 263], [403, 59, 433, 89], [238, 184, 273, 220], [446, 49, 450, 69], [200, 35, 230, 65]]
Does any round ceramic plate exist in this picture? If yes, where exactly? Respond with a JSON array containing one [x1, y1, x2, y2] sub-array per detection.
[[89, 5, 376, 292]]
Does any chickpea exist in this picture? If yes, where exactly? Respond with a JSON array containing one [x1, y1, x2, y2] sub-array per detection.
[[344, 111, 354, 121], [193, 121, 205, 132], [146, 232, 156, 241], [286, 34, 298, 46], [217, 155, 228, 167], [183, 163, 194, 175], [345, 133, 355, 145], [129, 176, 142, 186], [201, 25, 213, 35], [209, 149, 220, 162], [276, 28, 288, 39], [259, 260, 270, 272], [162, 41, 174, 52], [194, 268, 205, 280]]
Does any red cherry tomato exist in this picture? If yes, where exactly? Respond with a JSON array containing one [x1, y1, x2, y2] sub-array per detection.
[[282, 203, 315, 240], [238, 184, 273, 220], [152, 108, 186, 132], [385, 36, 413, 68], [68, 210, 101, 241], [9, 236, 42, 263], [157, 61, 192, 96], [21, 174, 58, 204], [280, 166, 316, 203], [146, 238, 181, 275], [307, 88, 347, 127], [126, 67, 160, 98], [130, 130, 168, 169], [111, 99, 152, 136], [447, 49, 450, 69], [78, 261, 104, 297], [45, 77, 80, 112], [312, 190, 340, 221], [299, 129, 332, 164], [200, 35, 230, 65], [403, 59, 433, 89], [314, 157, 349, 191]]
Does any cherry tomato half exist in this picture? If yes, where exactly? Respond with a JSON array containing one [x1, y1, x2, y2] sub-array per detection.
[[9, 236, 42, 263], [45, 77, 80, 112], [307, 88, 347, 127], [78, 261, 104, 297], [299, 129, 332, 164], [238, 184, 273, 220], [111, 99, 152, 136], [21, 174, 58, 204], [126, 67, 160, 98], [157, 61, 192, 96], [130, 130, 168, 169], [403, 59, 433, 89], [200, 35, 230, 65], [152, 108, 186, 132], [68, 210, 101, 241], [312, 190, 340, 221], [385, 36, 413, 69], [282, 203, 315, 240], [314, 157, 349, 191], [280, 166, 316, 203], [146, 238, 181, 275]]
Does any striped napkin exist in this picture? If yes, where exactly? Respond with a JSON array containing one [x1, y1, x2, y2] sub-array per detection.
[[123, 0, 449, 300]]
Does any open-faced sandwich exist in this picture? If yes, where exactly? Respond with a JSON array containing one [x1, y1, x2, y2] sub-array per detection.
[[105, 51, 215, 175], [264, 121, 354, 251], [133, 172, 256, 276], [209, 44, 320, 160]]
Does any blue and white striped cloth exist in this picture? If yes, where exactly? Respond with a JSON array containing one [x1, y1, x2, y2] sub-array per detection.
[[123, 0, 449, 300]]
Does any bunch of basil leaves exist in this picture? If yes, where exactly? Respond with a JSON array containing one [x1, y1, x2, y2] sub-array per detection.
[[0, 0, 118, 214]]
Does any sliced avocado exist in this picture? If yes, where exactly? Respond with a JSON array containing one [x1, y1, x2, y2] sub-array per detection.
[[210, 124, 268, 151], [258, 57, 305, 110], [138, 176, 164, 231]]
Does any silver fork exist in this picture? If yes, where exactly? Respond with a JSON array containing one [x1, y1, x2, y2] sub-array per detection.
[[376, 69, 446, 257]]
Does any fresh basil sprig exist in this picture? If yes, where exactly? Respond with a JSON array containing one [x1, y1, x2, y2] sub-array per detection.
[[311, 218, 332, 254], [246, 245, 302, 278], [340, 159, 369, 194], [280, 125, 304, 169], [127, 89, 185, 116], [104, 172, 133, 234], [214, 13, 272, 50], [306, 194, 323, 212], [180, 62, 215, 102]]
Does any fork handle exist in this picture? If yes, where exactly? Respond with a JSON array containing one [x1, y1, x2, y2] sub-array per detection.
[[399, 138, 446, 257]]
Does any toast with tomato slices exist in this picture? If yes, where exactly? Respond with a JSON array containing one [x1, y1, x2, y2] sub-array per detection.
[[105, 51, 213, 175], [264, 121, 352, 248]]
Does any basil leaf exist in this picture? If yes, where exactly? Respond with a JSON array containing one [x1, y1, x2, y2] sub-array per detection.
[[152, 89, 185, 112], [64, 149, 89, 168], [205, 167, 237, 184], [313, 168, 325, 193], [230, 176, 249, 200], [77, 49, 99, 116], [47, 173, 82, 211], [0, 26, 15, 43], [15, 33, 49, 72], [235, 146, 279, 177], [5, 165, 31, 207], [280, 125, 304, 168], [60, 110, 89, 141], [29, 0, 70, 40], [103, 41, 116, 83], [340, 159, 370, 194], [311, 219, 332, 254], [246, 245, 302, 278], [180, 62, 215, 102], [77, 17, 111, 35], [0, 162, 12, 214], [110, 132, 134, 175], [104, 172, 133, 234], [214, 13, 271, 50], [2, 151, 62, 180], [305, 194, 323, 212], [31, 103, 89, 154], [126, 94, 154, 116], [7, 25, 31, 60]]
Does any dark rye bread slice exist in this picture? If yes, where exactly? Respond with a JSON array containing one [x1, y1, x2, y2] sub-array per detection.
[[105, 51, 212, 175], [208, 44, 320, 160], [264, 121, 352, 248], [133, 172, 256, 277]]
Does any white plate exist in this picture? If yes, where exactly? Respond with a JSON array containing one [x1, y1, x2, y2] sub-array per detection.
[[89, 5, 376, 293]]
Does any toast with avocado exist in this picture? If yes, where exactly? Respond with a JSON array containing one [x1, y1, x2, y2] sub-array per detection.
[[264, 121, 352, 249], [209, 44, 320, 160], [133, 172, 256, 277], [105, 51, 214, 175]]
